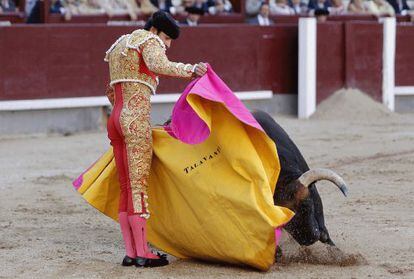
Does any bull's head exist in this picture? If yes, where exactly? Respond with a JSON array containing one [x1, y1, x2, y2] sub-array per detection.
[[274, 169, 348, 246]]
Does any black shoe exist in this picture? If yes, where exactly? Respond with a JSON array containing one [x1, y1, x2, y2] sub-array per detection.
[[122, 255, 136, 266], [135, 253, 169, 268]]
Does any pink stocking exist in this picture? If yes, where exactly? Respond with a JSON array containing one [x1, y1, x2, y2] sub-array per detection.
[[119, 212, 136, 258], [275, 227, 282, 246], [128, 215, 159, 259]]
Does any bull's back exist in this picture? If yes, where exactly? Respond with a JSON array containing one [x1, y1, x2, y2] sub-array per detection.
[[252, 110, 310, 185]]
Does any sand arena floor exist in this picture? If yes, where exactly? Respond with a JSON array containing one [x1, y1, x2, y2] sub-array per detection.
[[1, 91, 413, 278]]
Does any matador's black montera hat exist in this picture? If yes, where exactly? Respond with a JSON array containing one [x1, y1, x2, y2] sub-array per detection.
[[144, 11, 180, 40]]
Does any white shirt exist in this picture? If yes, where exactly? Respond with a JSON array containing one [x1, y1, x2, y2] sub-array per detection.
[[270, 4, 295, 15], [186, 19, 198, 26], [293, 4, 302, 14], [257, 14, 271, 26], [328, 5, 347, 15]]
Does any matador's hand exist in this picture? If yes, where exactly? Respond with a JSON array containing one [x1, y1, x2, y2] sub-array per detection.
[[194, 63, 208, 77]]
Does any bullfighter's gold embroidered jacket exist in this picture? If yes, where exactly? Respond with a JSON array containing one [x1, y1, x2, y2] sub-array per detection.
[[104, 29, 196, 95]]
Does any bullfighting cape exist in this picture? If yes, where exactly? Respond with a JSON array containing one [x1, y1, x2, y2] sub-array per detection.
[[73, 66, 294, 270]]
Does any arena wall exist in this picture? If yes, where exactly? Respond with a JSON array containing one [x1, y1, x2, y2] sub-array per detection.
[[344, 22, 384, 102], [395, 25, 414, 86], [1, 22, 414, 133], [0, 24, 298, 101], [1, 23, 413, 102], [316, 22, 345, 104], [395, 25, 414, 113]]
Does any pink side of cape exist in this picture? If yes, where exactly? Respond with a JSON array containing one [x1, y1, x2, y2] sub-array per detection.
[[166, 65, 263, 144], [72, 157, 99, 190]]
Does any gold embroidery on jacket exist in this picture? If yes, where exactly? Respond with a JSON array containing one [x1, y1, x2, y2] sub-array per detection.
[[141, 39, 195, 78], [107, 36, 158, 94], [106, 29, 195, 94]]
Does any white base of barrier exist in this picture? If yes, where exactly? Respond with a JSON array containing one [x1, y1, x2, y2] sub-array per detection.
[[0, 91, 273, 111], [395, 86, 414, 96]]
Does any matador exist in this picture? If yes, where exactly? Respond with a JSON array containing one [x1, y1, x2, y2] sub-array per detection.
[[104, 11, 207, 268]]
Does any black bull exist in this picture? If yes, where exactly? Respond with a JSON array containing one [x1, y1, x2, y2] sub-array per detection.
[[252, 110, 348, 246]]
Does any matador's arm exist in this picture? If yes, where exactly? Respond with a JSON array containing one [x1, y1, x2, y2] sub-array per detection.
[[141, 38, 196, 79]]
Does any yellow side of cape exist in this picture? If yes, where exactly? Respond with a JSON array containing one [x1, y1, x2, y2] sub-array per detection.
[[76, 94, 294, 270]]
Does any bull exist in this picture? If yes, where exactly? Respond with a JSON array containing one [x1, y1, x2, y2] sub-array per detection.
[[252, 110, 348, 247]]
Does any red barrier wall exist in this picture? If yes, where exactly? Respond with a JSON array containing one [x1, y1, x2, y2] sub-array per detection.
[[396, 25, 414, 86], [164, 24, 298, 94], [316, 22, 345, 103], [345, 22, 383, 101], [0, 25, 129, 100], [316, 21, 384, 103], [0, 24, 298, 101], [1, 23, 412, 103]]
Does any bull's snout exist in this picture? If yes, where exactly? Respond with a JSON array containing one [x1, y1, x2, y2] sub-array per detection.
[[296, 229, 320, 246], [285, 219, 321, 246]]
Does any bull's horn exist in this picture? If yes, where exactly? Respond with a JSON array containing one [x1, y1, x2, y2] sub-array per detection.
[[298, 168, 348, 197]]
